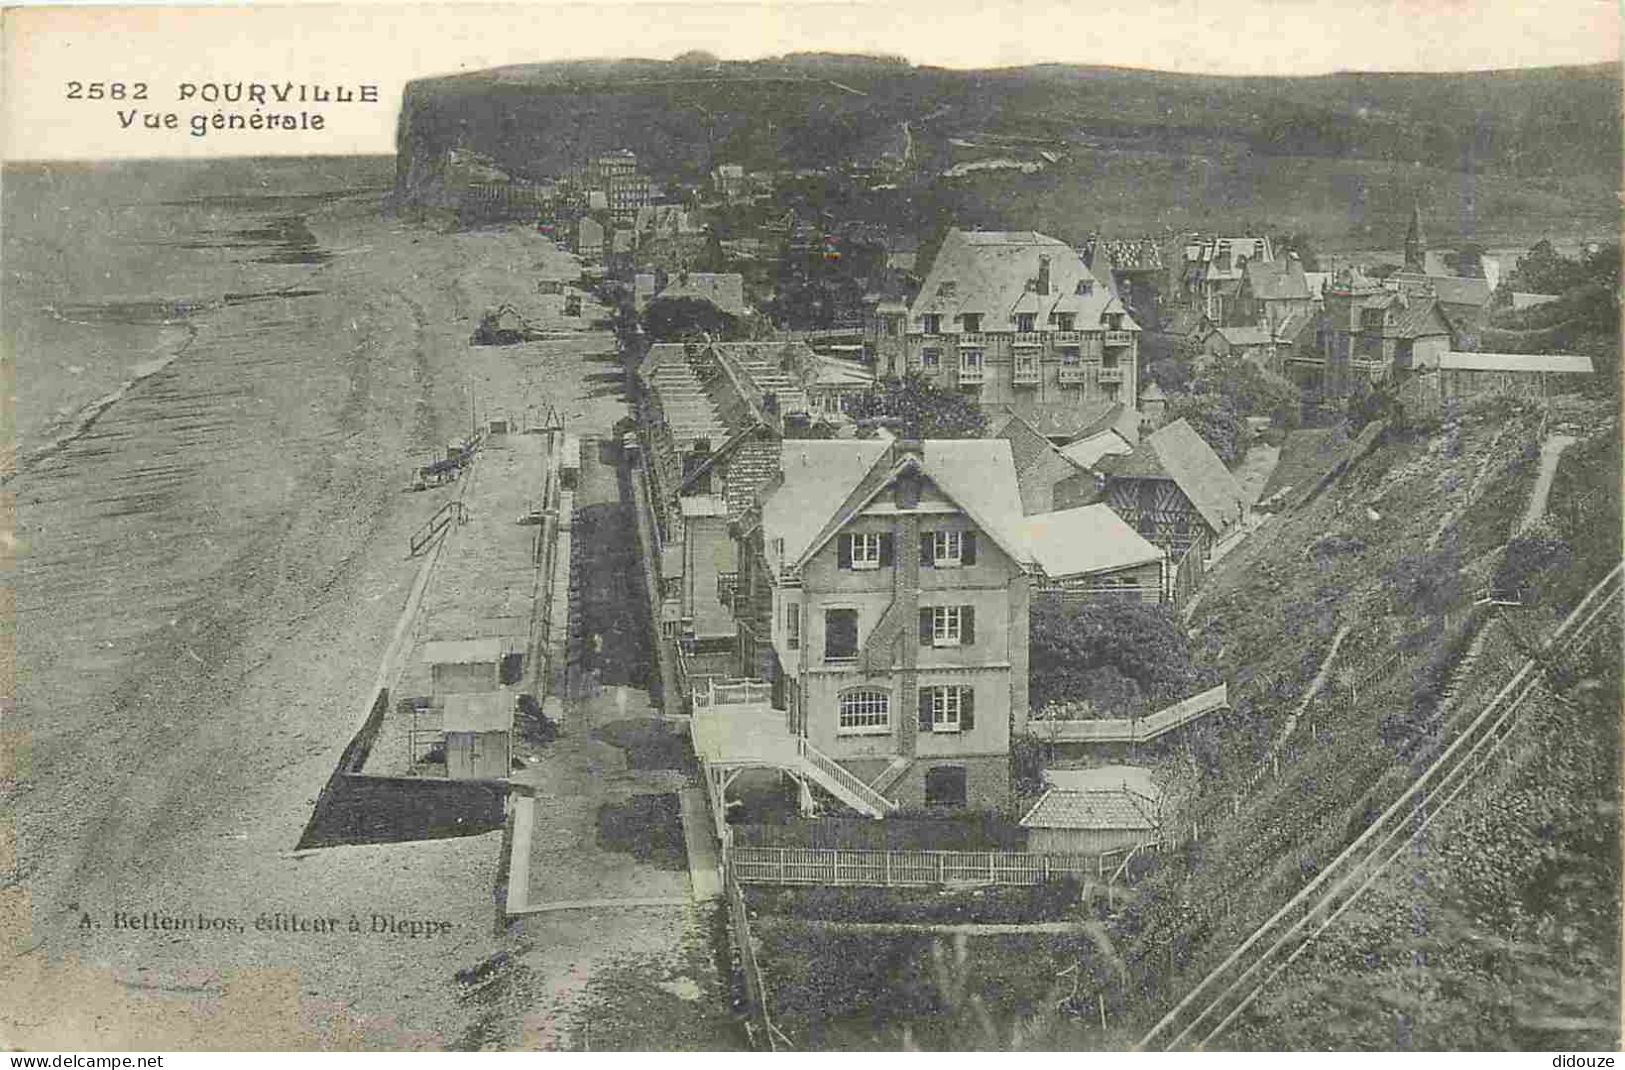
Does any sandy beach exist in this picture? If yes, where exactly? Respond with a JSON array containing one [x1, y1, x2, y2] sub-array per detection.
[[3, 186, 685, 1048]]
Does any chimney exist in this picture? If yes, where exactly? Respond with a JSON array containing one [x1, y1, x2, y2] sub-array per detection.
[[1037, 255, 1051, 296]]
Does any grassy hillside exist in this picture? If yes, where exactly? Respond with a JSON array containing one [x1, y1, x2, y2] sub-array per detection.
[[395, 56, 1619, 247], [1115, 395, 1620, 1048]]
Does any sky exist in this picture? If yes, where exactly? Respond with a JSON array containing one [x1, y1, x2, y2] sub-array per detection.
[[3, 0, 1620, 160]]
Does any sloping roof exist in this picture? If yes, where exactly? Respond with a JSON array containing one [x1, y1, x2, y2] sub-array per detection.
[[1061, 429, 1134, 470], [1389, 272, 1493, 310], [995, 413, 1088, 516], [1019, 787, 1159, 831], [909, 228, 1127, 334], [1437, 351, 1595, 374], [1243, 256, 1311, 302], [1510, 292, 1561, 311], [421, 638, 513, 665], [762, 440, 1032, 576], [654, 273, 748, 317], [987, 399, 1118, 443], [761, 441, 892, 568], [1387, 297, 1455, 340], [1081, 236, 1164, 272], [1076, 401, 1141, 446], [1303, 272, 1332, 300], [1261, 426, 1349, 501], [1021, 504, 1165, 578], [1216, 325, 1273, 348], [442, 692, 514, 734], [1096, 419, 1246, 533], [1167, 308, 1213, 337]]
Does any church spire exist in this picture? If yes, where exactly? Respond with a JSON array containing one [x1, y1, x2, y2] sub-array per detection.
[[1404, 201, 1427, 273]]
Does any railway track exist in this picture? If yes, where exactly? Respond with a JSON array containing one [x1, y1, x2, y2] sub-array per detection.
[[1139, 562, 1623, 1051]]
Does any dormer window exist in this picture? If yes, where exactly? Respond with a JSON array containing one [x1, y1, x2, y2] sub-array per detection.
[[1055, 313, 1076, 332], [922, 314, 941, 335], [1015, 313, 1036, 333], [961, 313, 981, 333]]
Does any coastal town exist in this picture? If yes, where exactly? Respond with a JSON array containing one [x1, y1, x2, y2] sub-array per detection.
[[6, 50, 1618, 1055], [308, 112, 1615, 1047]]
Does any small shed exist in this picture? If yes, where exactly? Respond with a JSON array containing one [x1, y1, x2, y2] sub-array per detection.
[[443, 692, 513, 780], [560, 433, 583, 489], [422, 638, 518, 696], [1020, 766, 1162, 855]]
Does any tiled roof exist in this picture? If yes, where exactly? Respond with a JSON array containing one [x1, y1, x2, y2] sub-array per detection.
[[1081, 236, 1165, 272], [1022, 503, 1164, 578], [1019, 787, 1159, 831], [1261, 426, 1348, 501], [909, 228, 1127, 334], [994, 413, 1087, 516], [1096, 418, 1246, 533]]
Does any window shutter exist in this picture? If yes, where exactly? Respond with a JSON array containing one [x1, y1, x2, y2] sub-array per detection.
[[961, 531, 977, 565], [878, 533, 894, 567], [961, 605, 975, 645], [837, 534, 852, 569], [918, 689, 933, 732], [919, 608, 933, 646], [920, 532, 934, 567], [960, 687, 975, 731]]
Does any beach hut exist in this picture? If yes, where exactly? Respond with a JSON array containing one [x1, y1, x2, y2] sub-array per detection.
[[442, 692, 513, 780]]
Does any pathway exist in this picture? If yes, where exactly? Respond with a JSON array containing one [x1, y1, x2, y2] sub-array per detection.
[[1518, 434, 1577, 533]]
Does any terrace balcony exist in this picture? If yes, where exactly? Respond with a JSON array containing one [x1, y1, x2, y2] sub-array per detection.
[[1098, 366, 1125, 383], [957, 364, 985, 386], [1012, 332, 1044, 347], [1012, 362, 1041, 385], [1104, 330, 1134, 347], [1058, 364, 1087, 384]]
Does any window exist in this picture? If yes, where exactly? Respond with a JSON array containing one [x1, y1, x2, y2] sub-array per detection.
[[1060, 346, 1081, 366], [839, 532, 890, 571], [1056, 312, 1076, 332], [838, 687, 890, 734], [1015, 313, 1037, 333], [918, 685, 975, 733], [959, 348, 983, 372], [824, 608, 858, 660], [1014, 351, 1039, 382], [924, 766, 968, 808], [961, 312, 982, 333], [1102, 352, 1118, 369], [929, 529, 963, 567], [922, 314, 941, 335], [922, 347, 941, 368], [784, 601, 800, 649], [919, 605, 974, 647]]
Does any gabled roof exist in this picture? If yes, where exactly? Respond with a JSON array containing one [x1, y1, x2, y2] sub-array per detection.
[[654, 273, 748, 317], [909, 228, 1126, 334], [1021, 504, 1164, 578], [762, 440, 1032, 576], [1243, 256, 1311, 302], [1095, 418, 1246, 533]]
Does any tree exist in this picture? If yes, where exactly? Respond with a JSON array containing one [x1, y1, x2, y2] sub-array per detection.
[[1164, 391, 1247, 466], [1191, 353, 1303, 430], [1271, 231, 1321, 271], [1444, 243, 1487, 279], [846, 372, 988, 438], [641, 296, 740, 342], [1029, 600, 1202, 714]]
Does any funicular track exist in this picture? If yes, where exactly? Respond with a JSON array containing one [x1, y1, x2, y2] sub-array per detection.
[[1139, 563, 1623, 1051]]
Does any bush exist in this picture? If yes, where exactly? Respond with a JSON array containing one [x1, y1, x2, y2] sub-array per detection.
[[1030, 600, 1204, 713]]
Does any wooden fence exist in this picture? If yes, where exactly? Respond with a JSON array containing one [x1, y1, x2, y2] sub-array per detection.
[[731, 846, 1102, 888]]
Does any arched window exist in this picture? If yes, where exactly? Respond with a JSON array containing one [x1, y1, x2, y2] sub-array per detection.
[[838, 688, 891, 734]]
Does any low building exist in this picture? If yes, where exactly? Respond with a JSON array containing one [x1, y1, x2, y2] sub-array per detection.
[[1095, 418, 1247, 558], [442, 693, 514, 780], [1404, 351, 1595, 404], [1023, 504, 1166, 605], [1019, 765, 1163, 855], [650, 271, 749, 319], [575, 216, 606, 260], [421, 638, 516, 696]]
